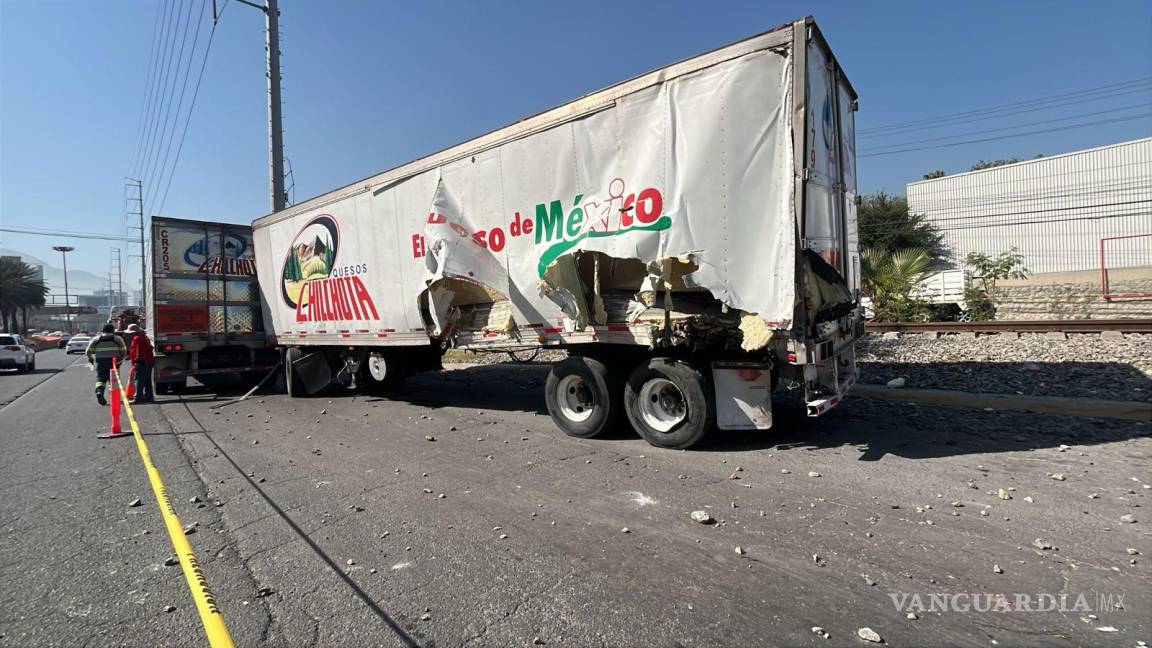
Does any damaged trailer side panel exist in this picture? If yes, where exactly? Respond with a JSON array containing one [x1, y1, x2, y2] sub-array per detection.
[[252, 17, 860, 446], [257, 35, 797, 343]]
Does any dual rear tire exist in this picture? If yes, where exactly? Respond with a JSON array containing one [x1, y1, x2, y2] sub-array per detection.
[[545, 355, 713, 449]]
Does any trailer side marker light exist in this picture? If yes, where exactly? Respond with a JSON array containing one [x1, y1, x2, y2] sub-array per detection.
[[787, 352, 797, 363]]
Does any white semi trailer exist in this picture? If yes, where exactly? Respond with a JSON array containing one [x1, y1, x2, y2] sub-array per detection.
[[251, 16, 862, 448]]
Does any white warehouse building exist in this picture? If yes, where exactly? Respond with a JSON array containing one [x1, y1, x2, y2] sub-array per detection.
[[906, 137, 1151, 318]]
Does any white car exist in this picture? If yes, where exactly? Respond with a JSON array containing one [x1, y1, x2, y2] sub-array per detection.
[[0, 334, 36, 372], [66, 336, 92, 354]]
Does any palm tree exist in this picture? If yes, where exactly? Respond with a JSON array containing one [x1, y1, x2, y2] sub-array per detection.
[[0, 257, 49, 333], [860, 247, 932, 322]]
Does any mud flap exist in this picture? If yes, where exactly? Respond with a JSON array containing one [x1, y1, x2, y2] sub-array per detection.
[[712, 363, 774, 430], [293, 351, 333, 395]]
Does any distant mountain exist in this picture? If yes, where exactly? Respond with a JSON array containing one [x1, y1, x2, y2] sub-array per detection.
[[0, 247, 139, 295]]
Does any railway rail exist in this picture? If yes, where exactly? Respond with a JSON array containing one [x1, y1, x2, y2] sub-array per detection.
[[865, 318, 1152, 334]]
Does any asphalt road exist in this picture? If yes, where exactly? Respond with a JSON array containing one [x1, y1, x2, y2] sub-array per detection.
[[1, 351, 1148, 647]]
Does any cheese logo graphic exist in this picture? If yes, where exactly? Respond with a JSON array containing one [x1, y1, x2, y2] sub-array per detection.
[[279, 215, 381, 322]]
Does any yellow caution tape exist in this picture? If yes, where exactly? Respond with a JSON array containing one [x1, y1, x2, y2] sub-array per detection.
[[111, 368, 236, 648]]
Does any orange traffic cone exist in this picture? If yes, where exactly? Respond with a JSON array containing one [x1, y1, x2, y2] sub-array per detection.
[[98, 370, 130, 439], [125, 365, 136, 401]]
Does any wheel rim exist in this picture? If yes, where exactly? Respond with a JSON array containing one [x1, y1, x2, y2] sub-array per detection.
[[637, 377, 687, 433], [367, 354, 388, 381], [556, 374, 595, 423]]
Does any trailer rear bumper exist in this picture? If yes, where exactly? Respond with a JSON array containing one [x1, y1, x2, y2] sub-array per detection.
[[802, 310, 861, 417]]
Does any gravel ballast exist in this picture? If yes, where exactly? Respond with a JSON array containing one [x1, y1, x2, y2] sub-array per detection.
[[858, 332, 1152, 402], [440, 332, 1151, 402]]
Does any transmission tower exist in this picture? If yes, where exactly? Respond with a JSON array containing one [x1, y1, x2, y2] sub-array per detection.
[[124, 178, 146, 307]]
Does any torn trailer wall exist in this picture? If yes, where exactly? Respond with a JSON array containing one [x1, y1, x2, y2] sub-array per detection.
[[255, 34, 801, 349]]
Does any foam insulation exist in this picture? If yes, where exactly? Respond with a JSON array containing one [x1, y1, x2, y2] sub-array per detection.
[[738, 312, 775, 351]]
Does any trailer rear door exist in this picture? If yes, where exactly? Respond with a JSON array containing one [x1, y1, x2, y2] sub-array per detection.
[[802, 28, 859, 294], [152, 219, 263, 345]]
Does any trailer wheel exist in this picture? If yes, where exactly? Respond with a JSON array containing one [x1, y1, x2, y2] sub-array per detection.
[[545, 356, 618, 439], [284, 347, 306, 397], [624, 358, 713, 449], [359, 352, 404, 394]]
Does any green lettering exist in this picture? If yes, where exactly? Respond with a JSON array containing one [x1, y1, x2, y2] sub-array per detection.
[[534, 200, 565, 244], [566, 206, 584, 237]]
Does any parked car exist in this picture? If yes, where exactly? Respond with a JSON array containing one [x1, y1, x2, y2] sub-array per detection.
[[66, 336, 92, 354], [0, 334, 37, 372]]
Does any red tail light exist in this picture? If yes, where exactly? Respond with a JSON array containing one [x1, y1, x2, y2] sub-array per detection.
[[786, 352, 797, 363], [162, 344, 183, 352], [4, 346, 19, 352]]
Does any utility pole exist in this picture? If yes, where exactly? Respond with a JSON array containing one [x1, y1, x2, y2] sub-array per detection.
[[231, 0, 286, 213], [53, 246, 75, 334], [266, 0, 286, 213]]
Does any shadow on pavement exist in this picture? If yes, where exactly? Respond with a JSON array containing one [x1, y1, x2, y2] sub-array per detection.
[[180, 360, 1150, 462], [173, 398, 425, 647]]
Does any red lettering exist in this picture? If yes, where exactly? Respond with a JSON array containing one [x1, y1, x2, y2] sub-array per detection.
[[636, 187, 663, 224], [488, 227, 506, 252], [295, 283, 309, 322], [471, 230, 487, 249], [412, 233, 426, 258], [621, 194, 635, 227], [449, 222, 468, 238], [427, 212, 445, 224], [510, 212, 522, 237], [344, 278, 363, 319], [523, 218, 532, 236], [332, 278, 348, 320], [352, 276, 379, 319]]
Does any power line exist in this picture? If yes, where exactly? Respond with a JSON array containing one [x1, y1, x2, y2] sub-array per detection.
[[0, 226, 140, 242], [859, 77, 1152, 134], [860, 104, 1151, 152], [156, 1, 222, 216], [857, 198, 1152, 229], [149, 0, 209, 219], [898, 178, 1152, 212], [933, 211, 1150, 232], [857, 86, 1152, 140], [858, 113, 1152, 158], [134, 0, 177, 181], [141, 0, 196, 211], [128, 1, 165, 177]]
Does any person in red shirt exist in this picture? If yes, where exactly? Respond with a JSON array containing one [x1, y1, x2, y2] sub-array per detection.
[[126, 324, 155, 403]]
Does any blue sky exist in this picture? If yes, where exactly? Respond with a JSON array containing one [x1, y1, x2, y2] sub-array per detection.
[[2, 0, 1150, 287]]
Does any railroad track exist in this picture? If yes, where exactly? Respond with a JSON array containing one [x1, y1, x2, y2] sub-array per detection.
[[866, 318, 1152, 334]]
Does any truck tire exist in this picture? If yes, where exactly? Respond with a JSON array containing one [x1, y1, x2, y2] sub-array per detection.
[[359, 352, 404, 394], [624, 358, 713, 449], [545, 356, 619, 439], [284, 347, 306, 397]]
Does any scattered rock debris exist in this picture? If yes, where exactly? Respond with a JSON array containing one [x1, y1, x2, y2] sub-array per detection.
[[690, 510, 715, 525]]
